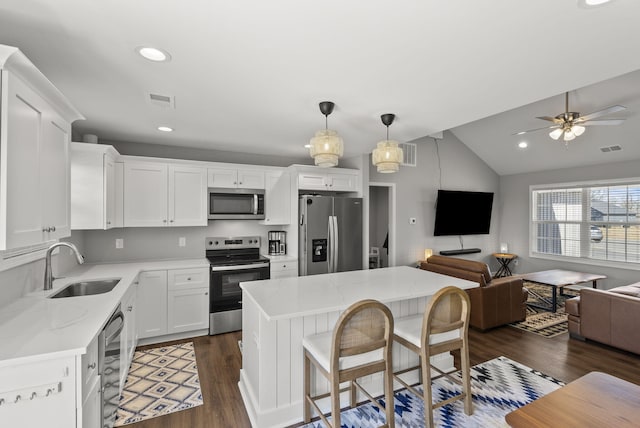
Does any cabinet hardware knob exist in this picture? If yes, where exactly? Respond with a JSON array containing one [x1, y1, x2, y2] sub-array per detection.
[[187, 277, 191, 280], [170, 219, 174, 223], [134, 281, 139, 285], [51, 226, 56, 232], [205, 292, 208, 295], [14, 395, 21, 403], [163, 219, 167, 223], [30, 392, 37, 400], [239, 182, 243, 185], [127, 305, 133, 311], [42, 227, 48, 232], [88, 362, 96, 370], [233, 181, 237, 185], [107, 221, 111, 225]]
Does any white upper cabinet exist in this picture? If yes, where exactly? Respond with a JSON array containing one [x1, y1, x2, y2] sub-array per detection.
[[124, 162, 169, 227], [0, 46, 83, 250], [297, 168, 360, 192], [168, 165, 208, 226], [71, 143, 123, 230], [208, 167, 265, 189], [260, 171, 291, 225], [124, 161, 206, 227]]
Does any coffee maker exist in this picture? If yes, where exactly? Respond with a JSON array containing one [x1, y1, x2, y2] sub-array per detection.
[[268, 231, 286, 255]]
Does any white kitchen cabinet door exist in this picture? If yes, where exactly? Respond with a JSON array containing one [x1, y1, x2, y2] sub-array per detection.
[[40, 111, 71, 240], [124, 162, 168, 227], [167, 287, 209, 334], [167, 267, 209, 334], [260, 171, 290, 225], [208, 167, 265, 189], [297, 172, 327, 191], [114, 162, 124, 228], [137, 270, 168, 339], [270, 260, 298, 279], [327, 172, 358, 192], [237, 169, 265, 189], [168, 165, 207, 226], [2, 73, 47, 249], [70, 144, 121, 230], [207, 167, 237, 188], [120, 281, 137, 389], [81, 376, 102, 428]]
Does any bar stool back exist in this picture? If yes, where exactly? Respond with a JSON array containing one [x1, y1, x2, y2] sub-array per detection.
[[303, 299, 395, 428], [393, 286, 473, 427]]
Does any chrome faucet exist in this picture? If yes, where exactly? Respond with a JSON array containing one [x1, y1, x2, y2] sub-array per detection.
[[44, 242, 84, 291]]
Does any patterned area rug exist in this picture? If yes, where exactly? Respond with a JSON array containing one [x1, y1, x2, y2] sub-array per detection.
[[115, 342, 203, 426], [301, 356, 564, 428], [509, 282, 578, 338]]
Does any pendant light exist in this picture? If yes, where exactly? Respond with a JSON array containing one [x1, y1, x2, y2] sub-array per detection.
[[309, 101, 343, 168], [372, 113, 403, 173]]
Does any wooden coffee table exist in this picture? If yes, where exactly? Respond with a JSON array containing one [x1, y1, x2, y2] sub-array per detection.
[[520, 269, 606, 313], [506, 371, 640, 427]]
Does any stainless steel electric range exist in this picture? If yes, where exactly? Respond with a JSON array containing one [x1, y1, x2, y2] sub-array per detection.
[[206, 236, 270, 335]]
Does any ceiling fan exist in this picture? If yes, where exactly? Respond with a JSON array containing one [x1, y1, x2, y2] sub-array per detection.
[[514, 92, 626, 143]]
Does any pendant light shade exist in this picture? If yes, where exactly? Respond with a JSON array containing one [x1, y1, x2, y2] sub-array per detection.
[[309, 101, 343, 168], [372, 113, 403, 173]]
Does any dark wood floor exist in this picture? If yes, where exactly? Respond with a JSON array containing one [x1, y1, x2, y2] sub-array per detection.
[[131, 326, 640, 428]]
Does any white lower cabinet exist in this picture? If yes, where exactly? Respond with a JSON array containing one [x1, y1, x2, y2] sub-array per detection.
[[167, 268, 209, 334], [81, 375, 102, 428], [137, 270, 168, 339], [270, 260, 298, 279]]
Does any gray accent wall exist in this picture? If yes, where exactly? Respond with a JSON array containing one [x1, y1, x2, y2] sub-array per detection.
[[369, 131, 500, 268], [498, 158, 640, 289]]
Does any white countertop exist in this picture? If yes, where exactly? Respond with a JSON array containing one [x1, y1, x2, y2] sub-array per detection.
[[263, 254, 297, 262], [0, 258, 208, 367], [241, 266, 477, 321]]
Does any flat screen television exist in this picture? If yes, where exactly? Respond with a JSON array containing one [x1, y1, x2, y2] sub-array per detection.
[[433, 190, 494, 236]]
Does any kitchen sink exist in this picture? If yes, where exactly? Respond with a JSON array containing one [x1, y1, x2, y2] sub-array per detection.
[[49, 278, 121, 299]]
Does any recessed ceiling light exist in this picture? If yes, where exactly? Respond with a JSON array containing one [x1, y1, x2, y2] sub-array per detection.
[[136, 46, 171, 62], [157, 126, 173, 132], [579, 0, 613, 7], [518, 141, 528, 149]]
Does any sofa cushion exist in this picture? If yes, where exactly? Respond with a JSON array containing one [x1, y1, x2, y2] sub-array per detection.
[[565, 296, 580, 317], [609, 284, 640, 298]]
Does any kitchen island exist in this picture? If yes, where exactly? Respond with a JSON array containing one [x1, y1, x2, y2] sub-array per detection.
[[238, 266, 476, 428]]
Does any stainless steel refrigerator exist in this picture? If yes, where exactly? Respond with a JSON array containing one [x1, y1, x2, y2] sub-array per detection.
[[299, 195, 363, 276]]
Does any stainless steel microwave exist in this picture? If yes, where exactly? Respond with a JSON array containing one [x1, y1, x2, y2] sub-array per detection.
[[208, 188, 265, 220]]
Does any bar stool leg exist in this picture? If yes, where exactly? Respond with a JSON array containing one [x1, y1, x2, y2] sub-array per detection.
[[385, 359, 396, 428], [303, 353, 311, 423], [422, 354, 434, 428], [331, 377, 341, 428], [461, 342, 473, 415]]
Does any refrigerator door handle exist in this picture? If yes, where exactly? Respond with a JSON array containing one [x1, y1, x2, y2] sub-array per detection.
[[333, 215, 340, 272], [327, 215, 333, 273]]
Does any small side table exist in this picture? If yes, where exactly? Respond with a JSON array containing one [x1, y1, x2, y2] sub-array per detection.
[[492, 253, 517, 278]]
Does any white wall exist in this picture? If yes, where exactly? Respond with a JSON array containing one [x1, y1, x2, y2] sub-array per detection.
[[369, 131, 500, 267], [498, 158, 640, 288]]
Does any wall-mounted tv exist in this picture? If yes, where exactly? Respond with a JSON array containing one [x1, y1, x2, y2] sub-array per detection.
[[433, 190, 494, 236]]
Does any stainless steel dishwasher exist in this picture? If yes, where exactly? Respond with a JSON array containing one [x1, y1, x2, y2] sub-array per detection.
[[99, 305, 125, 428]]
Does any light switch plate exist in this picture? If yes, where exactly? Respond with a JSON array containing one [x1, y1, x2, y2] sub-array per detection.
[[409, 217, 417, 224], [115, 238, 124, 249]]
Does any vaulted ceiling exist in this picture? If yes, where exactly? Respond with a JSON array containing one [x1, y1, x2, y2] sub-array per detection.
[[2, 0, 640, 174]]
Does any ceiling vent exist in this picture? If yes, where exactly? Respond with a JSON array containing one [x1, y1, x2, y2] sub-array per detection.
[[399, 142, 417, 167], [600, 144, 622, 153], [147, 92, 175, 109]]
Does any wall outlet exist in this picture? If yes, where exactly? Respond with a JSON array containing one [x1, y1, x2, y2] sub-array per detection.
[[179, 237, 186, 247], [115, 238, 124, 249], [514, 259, 519, 266], [409, 217, 417, 225]]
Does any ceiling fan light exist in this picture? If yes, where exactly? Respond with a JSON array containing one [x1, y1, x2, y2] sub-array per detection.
[[309, 129, 343, 167], [563, 130, 576, 141], [549, 128, 563, 140], [372, 140, 403, 173], [572, 125, 586, 136]]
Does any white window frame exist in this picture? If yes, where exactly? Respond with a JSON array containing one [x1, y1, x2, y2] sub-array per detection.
[[0, 241, 55, 272], [530, 177, 640, 272]]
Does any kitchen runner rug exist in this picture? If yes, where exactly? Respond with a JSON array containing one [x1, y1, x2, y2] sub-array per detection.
[[300, 356, 564, 428], [508, 282, 578, 338], [114, 342, 203, 426]]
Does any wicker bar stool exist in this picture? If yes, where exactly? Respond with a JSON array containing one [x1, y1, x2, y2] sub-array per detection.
[[302, 299, 395, 428], [393, 286, 473, 427]]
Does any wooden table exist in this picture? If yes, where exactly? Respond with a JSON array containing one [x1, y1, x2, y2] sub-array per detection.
[[492, 252, 517, 277], [520, 269, 606, 313], [506, 371, 640, 427]]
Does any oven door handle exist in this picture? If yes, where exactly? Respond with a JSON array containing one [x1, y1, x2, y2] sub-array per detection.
[[210, 262, 270, 272]]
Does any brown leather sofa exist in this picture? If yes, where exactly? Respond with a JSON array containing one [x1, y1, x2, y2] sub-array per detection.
[[566, 283, 640, 354], [420, 255, 528, 330]]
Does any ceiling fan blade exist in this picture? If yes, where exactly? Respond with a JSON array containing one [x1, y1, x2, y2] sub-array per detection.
[[512, 124, 560, 135], [536, 116, 563, 123], [581, 119, 626, 126], [577, 105, 626, 122]]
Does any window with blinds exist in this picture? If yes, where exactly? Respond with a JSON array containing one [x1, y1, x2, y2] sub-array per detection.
[[531, 181, 640, 265]]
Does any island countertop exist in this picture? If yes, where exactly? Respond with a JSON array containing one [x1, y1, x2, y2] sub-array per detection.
[[240, 265, 476, 321]]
